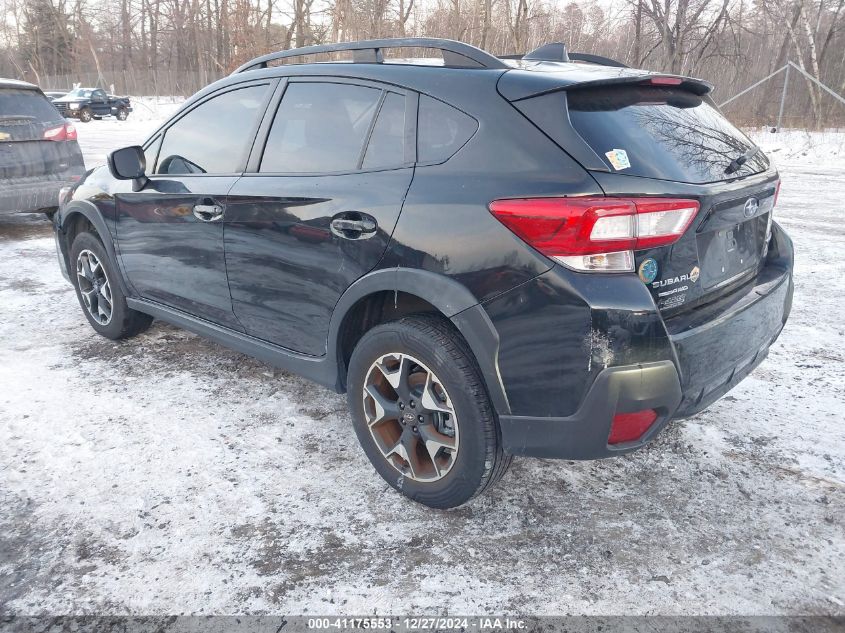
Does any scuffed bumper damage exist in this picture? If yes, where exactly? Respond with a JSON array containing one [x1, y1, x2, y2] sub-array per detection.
[[485, 223, 794, 459], [0, 178, 65, 214]]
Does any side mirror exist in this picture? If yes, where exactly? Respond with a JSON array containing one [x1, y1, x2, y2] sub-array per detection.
[[108, 145, 148, 192]]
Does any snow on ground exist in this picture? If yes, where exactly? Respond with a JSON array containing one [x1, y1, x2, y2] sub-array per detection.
[[0, 113, 842, 616], [749, 128, 845, 168]]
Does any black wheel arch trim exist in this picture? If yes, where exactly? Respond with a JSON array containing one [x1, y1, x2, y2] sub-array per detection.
[[56, 202, 133, 298], [328, 267, 512, 415]]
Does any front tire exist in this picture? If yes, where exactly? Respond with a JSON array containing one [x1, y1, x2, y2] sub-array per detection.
[[347, 315, 511, 509], [78, 107, 93, 123], [116, 108, 128, 121], [70, 232, 153, 339]]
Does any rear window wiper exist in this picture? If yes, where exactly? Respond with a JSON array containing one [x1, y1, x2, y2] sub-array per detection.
[[725, 146, 760, 174]]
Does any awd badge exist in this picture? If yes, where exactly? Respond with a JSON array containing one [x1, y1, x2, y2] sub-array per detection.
[[638, 258, 658, 284]]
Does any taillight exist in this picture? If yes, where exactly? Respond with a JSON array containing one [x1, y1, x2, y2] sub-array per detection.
[[58, 185, 73, 207], [43, 122, 77, 142], [489, 197, 699, 272], [608, 409, 658, 444]]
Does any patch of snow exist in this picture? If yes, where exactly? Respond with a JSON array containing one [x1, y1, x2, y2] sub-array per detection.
[[747, 127, 845, 169]]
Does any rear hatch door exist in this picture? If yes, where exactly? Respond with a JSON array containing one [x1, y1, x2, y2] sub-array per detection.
[[508, 78, 776, 314]]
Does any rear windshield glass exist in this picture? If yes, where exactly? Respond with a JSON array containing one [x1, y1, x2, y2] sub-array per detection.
[[567, 87, 768, 183], [0, 88, 63, 124]]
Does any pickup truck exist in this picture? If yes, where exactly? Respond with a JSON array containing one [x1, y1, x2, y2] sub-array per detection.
[[52, 88, 132, 122]]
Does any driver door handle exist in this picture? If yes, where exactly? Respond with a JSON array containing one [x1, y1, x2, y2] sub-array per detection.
[[193, 203, 224, 222]]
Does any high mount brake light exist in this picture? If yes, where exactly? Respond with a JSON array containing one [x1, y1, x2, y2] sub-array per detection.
[[488, 197, 700, 272], [43, 122, 77, 142], [647, 77, 683, 86]]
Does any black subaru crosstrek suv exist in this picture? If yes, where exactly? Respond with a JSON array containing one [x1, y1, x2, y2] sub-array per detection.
[[53, 39, 793, 508]]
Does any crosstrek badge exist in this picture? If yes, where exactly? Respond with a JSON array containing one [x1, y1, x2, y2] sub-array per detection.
[[605, 149, 631, 170]]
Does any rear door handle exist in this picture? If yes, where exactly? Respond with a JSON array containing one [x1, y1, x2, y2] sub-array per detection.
[[330, 213, 377, 239], [193, 203, 224, 222]]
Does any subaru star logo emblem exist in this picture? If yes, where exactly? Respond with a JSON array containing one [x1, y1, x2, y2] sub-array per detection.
[[743, 197, 759, 218]]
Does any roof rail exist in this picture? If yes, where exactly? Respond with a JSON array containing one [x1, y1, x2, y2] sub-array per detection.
[[233, 38, 510, 74]]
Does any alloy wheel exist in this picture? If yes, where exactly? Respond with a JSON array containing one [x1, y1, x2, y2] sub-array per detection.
[[362, 352, 459, 482], [76, 250, 113, 325]]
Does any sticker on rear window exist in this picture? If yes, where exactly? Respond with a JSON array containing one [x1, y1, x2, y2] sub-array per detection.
[[605, 148, 631, 171]]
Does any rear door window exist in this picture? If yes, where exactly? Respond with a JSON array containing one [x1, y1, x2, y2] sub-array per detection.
[[261, 82, 382, 174], [567, 87, 768, 183], [417, 95, 477, 164]]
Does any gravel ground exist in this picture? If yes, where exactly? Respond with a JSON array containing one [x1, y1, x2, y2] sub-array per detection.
[[0, 119, 842, 616]]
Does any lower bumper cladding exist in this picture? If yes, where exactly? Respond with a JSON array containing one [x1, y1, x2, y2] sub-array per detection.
[[499, 361, 682, 459]]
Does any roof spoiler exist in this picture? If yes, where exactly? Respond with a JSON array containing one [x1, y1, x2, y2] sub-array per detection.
[[566, 75, 714, 96], [499, 71, 714, 101]]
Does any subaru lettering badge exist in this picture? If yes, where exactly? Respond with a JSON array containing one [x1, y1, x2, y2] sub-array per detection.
[[638, 258, 658, 284], [744, 197, 759, 218]]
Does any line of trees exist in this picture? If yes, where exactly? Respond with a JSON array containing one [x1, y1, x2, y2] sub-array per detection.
[[1, 0, 844, 124]]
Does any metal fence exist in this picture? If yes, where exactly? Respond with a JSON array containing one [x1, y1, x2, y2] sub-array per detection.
[[719, 61, 845, 130], [36, 69, 226, 97]]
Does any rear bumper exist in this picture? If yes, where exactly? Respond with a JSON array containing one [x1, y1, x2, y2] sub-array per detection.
[[491, 222, 794, 459], [0, 179, 65, 214], [500, 361, 682, 459]]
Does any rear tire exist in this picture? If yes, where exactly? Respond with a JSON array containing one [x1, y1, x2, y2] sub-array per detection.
[[347, 315, 512, 509], [70, 232, 153, 340]]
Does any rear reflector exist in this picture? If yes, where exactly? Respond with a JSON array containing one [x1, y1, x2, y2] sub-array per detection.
[[43, 122, 77, 142], [489, 197, 699, 272], [608, 409, 658, 444]]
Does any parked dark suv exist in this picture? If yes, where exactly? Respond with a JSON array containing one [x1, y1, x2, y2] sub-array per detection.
[[53, 39, 793, 508], [1, 79, 85, 214]]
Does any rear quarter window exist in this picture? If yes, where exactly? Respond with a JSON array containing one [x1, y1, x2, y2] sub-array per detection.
[[417, 95, 477, 164], [566, 87, 768, 184]]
